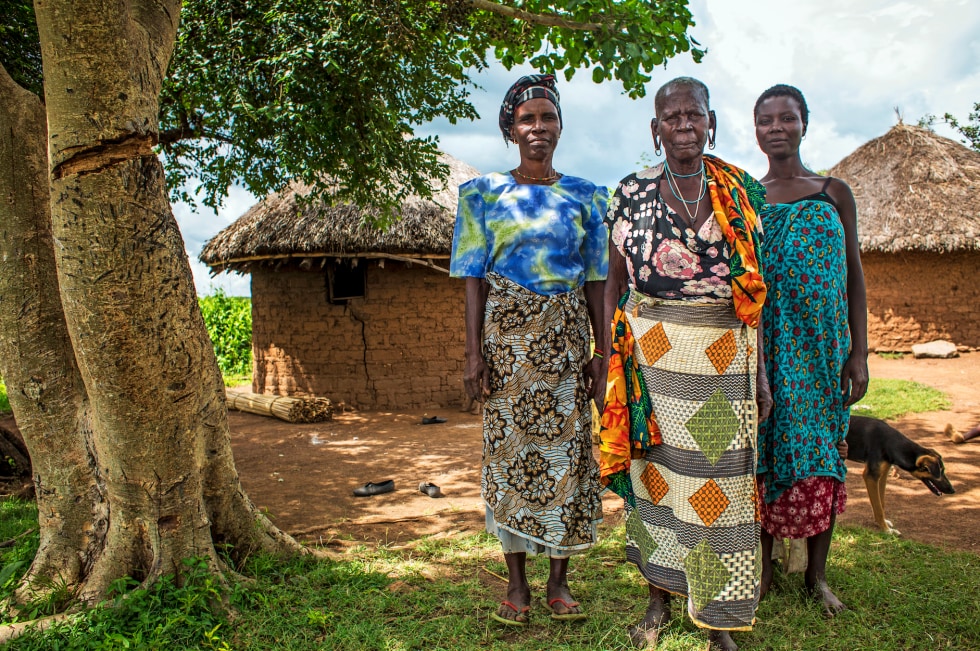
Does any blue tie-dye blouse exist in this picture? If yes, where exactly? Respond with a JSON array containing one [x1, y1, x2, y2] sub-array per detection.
[[449, 173, 609, 295]]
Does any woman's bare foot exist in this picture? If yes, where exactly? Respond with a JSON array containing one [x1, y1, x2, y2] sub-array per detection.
[[707, 629, 738, 651], [806, 578, 846, 616], [627, 588, 670, 648]]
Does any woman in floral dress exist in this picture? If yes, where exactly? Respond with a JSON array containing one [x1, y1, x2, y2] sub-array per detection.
[[450, 74, 608, 626]]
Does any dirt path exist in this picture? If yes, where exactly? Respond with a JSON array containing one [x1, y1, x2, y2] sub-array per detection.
[[228, 352, 980, 554], [3, 353, 976, 553]]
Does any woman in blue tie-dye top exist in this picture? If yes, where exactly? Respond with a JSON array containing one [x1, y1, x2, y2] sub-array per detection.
[[449, 74, 608, 627]]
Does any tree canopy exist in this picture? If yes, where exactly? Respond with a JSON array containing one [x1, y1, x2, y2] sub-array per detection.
[[0, 1, 41, 96], [944, 103, 980, 152], [6, 0, 702, 215]]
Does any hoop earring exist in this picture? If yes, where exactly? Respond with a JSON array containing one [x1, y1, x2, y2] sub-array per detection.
[[707, 128, 717, 150], [655, 146, 662, 157]]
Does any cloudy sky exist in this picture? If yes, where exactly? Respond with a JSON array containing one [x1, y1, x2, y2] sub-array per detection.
[[177, 0, 980, 296]]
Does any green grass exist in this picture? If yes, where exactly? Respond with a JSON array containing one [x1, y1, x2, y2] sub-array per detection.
[[0, 498, 39, 609], [875, 351, 906, 360], [851, 378, 951, 421], [222, 373, 252, 389], [2, 505, 979, 650]]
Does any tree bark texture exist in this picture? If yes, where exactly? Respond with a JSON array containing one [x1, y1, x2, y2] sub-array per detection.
[[0, 63, 103, 604], [0, 0, 305, 612]]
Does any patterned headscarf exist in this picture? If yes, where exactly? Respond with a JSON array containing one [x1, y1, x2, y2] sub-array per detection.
[[498, 74, 562, 143]]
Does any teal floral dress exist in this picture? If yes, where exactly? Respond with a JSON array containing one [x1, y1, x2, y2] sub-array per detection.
[[756, 190, 849, 538]]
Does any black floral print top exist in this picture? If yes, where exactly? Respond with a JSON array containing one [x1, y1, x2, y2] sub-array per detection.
[[606, 166, 734, 303]]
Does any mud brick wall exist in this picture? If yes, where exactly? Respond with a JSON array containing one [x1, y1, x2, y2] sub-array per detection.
[[864, 251, 979, 351], [250, 261, 466, 409]]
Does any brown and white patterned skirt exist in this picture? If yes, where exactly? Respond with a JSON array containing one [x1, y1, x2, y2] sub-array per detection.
[[481, 272, 603, 554]]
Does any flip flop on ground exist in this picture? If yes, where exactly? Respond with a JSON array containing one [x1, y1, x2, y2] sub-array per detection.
[[543, 597, 588, 621], [489, 600, 530, 627]]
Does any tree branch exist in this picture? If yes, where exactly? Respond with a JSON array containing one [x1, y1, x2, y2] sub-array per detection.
[[158, 126, 236, 146], [462, 0, 610, 31], [0, 61, 38, 107]]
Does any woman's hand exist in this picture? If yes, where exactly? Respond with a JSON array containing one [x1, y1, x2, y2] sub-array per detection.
[[586, 355, 607, 409], [841, 352, 869, 407], [756, 369, 773, 423], [464, 353, 491, 402]]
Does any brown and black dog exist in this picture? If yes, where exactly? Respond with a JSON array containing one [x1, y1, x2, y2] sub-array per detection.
[[845, 415, 955, 535]]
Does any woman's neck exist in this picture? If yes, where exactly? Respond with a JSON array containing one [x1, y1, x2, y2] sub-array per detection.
[[664, 155, 703, 177], [513, 157, 559, 184], [765, 154, 808, 180]]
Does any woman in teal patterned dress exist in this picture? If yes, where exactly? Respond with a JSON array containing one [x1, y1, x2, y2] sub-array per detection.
[[753, 84, 869, 616], [450, 75, 608, 626]]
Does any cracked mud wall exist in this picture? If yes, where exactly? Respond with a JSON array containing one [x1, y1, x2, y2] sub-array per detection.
[[250, 262, 466, 409], [864, 251, 980, 351]]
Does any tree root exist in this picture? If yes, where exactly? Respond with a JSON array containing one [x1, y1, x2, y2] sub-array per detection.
[[0, 613, 79, 645]]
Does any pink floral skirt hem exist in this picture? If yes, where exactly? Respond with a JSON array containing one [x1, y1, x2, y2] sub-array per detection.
[[757, 475, 846, 539]]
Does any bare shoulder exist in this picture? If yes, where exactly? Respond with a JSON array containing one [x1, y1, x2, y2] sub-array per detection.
[[825, 176, 856, 206]]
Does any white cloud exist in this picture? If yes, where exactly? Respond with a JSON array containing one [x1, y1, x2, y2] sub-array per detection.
[[173, 184, 257, 296]]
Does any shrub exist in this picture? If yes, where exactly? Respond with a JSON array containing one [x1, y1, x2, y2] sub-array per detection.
[[199, 291, 253, 377], [0, 376, 9, 414]]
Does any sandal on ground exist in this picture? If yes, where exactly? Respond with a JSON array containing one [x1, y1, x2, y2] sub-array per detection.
[[418, 482, 443, 498], [543, 597, 588, 621], [489, 600, 530, 627]]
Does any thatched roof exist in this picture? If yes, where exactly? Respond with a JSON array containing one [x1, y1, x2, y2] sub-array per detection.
[[830, 123, 980, 253], [200, 152, 480, 272]]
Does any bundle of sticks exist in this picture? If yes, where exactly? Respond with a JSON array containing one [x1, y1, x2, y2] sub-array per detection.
[[225, 389, 334, 423]]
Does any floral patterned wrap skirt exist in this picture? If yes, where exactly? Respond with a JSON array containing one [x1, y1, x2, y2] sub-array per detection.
[[481, 272, 603, 553]]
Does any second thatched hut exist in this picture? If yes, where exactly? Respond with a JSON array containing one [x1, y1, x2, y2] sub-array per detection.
[[200, 153, 480, 410], [830, 123, 980, 351]]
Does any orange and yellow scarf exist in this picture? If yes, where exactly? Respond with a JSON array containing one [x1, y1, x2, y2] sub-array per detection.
[[703, 154, 767, 328]]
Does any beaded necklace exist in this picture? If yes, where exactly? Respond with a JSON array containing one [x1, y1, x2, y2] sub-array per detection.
[[513, 168, 561, 183]]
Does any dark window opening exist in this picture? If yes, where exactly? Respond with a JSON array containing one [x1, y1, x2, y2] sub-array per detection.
[[326, 258, 366, 304]]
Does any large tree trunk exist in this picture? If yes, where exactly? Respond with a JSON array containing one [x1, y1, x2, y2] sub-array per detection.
[[0, 64, 103, 604], [0, 0, 304, 618]]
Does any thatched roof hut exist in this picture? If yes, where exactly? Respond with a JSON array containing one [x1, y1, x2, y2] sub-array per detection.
[[829, 124, 980, 350], [200, 152, 480, 273], [200, 152, 481, 410], [830, 122, 980, 253]]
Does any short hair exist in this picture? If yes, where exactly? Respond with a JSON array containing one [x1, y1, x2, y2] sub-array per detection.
[[754, 84, 809, 129], [654, 77, 710, 116]]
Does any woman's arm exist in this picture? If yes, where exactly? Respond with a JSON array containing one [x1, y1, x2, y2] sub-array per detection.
[[463, 277, 491, 401], [832, 178, 869, 407], [595, 243, 629, 410], [584, 280, 605, 402]]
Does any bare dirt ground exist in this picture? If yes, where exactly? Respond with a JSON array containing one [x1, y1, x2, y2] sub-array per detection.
[[228, 352, 980, 554], [3, 353, 978, 554]]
